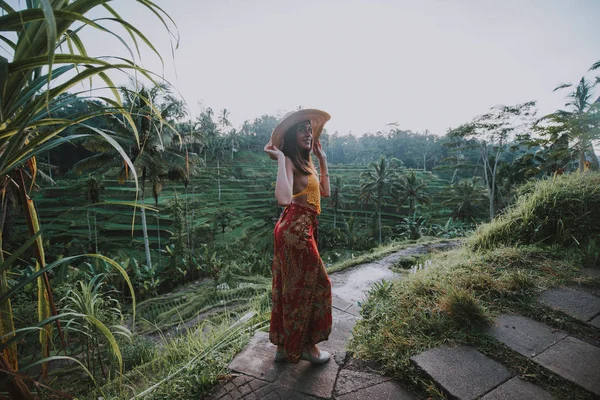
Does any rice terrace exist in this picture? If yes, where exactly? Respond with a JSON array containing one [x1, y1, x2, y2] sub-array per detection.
[[0, 1, 599, 399]]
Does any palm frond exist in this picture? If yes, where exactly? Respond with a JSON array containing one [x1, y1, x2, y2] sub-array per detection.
[[553, 83, 572, 92]]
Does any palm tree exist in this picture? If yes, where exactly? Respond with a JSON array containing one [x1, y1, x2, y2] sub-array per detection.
[[359, 156, 400, 244], [391, 171, 430, 217], [442, 177, 487, 222], [589, 60, 600, 103], [541, 77, 600, 172], [197, 108, 219, 164], [0, 1, 175, 395], [218, 108, 231, 130], [74, 83, 192, 269], [227, 128, 244, 160], [328, 176, 347, 228], [341, 215, 362, 249]]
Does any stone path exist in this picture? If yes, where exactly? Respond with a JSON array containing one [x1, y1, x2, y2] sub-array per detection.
[[412, 284, 600, 399], [207, 242, 459, 400], [208, 243, 600, 399]]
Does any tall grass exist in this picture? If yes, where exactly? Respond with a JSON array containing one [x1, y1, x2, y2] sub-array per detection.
[[472, 173, 600, 250], [81, 290, 271, 399]]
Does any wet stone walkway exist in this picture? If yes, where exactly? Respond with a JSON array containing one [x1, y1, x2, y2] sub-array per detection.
[[207, 242, 458, 400], [208, 242, 600, 399]]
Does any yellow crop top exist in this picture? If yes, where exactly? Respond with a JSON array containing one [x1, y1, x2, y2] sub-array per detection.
[[292, 172, 321, 214]]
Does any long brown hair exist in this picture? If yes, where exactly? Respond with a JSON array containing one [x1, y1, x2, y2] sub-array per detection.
[[282, 120, 315, 175]]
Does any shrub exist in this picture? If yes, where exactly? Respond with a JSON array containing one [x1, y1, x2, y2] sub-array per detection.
[[120, 335, 157, 369], [438, 288, 489, 330]]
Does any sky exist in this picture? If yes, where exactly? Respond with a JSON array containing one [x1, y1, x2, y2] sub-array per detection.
[[19, 0, 600, 136]]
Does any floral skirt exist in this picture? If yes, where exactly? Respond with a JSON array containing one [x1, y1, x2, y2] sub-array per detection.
[[269, 203, 332, 363]]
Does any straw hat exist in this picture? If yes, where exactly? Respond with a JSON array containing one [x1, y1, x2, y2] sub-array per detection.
[[268, 109, 331, 151]]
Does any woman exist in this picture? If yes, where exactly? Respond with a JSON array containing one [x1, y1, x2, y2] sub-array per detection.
[[263, 109, 333, 364]]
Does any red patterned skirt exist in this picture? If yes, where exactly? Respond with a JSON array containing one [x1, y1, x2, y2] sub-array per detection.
[[269, 203, 332, 363]]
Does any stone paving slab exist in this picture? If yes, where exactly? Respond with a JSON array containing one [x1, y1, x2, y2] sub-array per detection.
[[480, 377, 554, 400], [227, 330, 340, 399], [333, 369, 391, 396], [276, 358, 340, 398], [591, 315, 600, 329], [539, 287, 600, 322], [533, 336, 600, 395], [329, 262, 397, 304], [335, 380, 416, 400], [411, 345, 512, 400], [210, 374, 317, 399], [228, 331, 282, 382], [321, 309, 359, 364], [332, 294, 353, 312], [229, 326, 344, 398], [487, 314, 567, 357]]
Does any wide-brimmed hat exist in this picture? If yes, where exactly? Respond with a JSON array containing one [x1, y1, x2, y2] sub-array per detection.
[[268, 109, 331, 150]]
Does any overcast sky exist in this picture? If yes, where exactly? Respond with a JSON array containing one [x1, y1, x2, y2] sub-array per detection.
[[47, 1, 600, 135]]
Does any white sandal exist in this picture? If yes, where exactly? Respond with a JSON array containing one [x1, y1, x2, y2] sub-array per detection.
[[301, 349, 331, 364]]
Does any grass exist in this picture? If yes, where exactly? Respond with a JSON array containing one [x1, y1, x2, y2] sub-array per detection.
[[348, 244, 599, 399], [134, 280, 269, 335], [81, 291, 272, 399], [472, 172, 600, 251]]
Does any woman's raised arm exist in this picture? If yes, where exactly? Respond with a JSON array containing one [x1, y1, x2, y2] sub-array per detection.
[[264, 144, 294, 206]]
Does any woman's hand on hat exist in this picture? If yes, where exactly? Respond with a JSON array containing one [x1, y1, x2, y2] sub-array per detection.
[[312, 140, 326, 160], [264, 143, 284, 160]]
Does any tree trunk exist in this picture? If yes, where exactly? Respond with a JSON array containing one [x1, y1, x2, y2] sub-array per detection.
[[333, 208, 337, 229], [0, 353, 33, 400], [480, 144, 495, 222], [185, 186, 191, 252], [378, 206, 382, 244], [588, 143, 600, 170], [156, 213, 161, 269], [140, 171, 152, 269], [94, 209, 98, 253], [489, 147, 501, 221], [87, 209, 92, 251], [140, 208, 152, 269], [217, 158, 221, 202], [191, 186, 196, 255]]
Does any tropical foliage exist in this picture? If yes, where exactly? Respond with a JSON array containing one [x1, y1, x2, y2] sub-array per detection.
[[0, 0, 176, 396], [0, 2, 598, 397]]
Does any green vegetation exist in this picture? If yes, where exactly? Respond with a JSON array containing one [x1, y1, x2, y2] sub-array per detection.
[[0, 1, 598, 397], [349, 173, 600, 399], [95, 306, 270, 399], [473, 172, 600, 251]]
